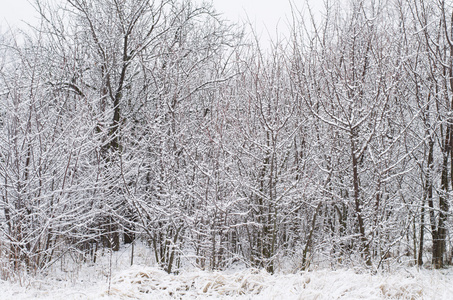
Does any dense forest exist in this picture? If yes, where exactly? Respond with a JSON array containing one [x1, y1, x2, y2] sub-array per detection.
[[1, 0, 453, 278]]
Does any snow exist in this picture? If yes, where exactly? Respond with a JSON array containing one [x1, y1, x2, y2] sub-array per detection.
[[2, 267, 453, 299], [1, 244, 453, 299]]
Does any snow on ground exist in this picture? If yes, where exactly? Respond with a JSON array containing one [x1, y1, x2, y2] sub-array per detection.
[[1, 244, 453, 299], [3, 265, 453, 299]]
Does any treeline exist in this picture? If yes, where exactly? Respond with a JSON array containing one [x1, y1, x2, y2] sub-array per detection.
[[0, 0, 452, 277]]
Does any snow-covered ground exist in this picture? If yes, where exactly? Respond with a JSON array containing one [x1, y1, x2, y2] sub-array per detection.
[[1, 244, 453, 299]]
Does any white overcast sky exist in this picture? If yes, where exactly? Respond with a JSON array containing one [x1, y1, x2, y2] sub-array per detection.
[[0, 0, 324, 43]]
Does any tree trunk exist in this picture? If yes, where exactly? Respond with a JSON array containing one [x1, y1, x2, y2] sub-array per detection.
[[419, 139, 433, 266], [351, 133, 371, 266]]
